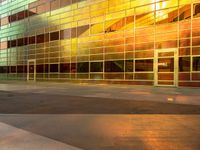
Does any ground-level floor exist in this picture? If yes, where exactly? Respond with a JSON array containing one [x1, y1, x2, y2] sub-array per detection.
[[0, 47, 200, 87]]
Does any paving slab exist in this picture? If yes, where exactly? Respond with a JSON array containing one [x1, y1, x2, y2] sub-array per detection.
[[0, 81, 200, 105], [0, 81, 199, 150], [0, 90, 200, 114], [0, 122, 81, 150], [0, 114, 199, 150]]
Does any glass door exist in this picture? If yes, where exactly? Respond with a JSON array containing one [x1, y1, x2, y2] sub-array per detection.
[[27, 59, 36, 81], [155, 49, 178, 87]]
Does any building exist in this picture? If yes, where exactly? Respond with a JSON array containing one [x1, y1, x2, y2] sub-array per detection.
[[0, 0, 200, 87]]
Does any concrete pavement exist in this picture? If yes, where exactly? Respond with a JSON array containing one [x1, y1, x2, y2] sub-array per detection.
[[0, 81, 200, 105], [0, 121, 81, 150], [0, 114, 199, 150], [0, 81, 200, 150]]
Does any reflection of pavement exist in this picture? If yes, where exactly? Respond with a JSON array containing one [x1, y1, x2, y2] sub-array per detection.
[[0, 81, 200, 150], [0, 115, 200, 150]]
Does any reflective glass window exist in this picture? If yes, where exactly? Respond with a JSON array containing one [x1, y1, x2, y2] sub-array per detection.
[[11, 40, 16, 47], [29, 36, 36, 44], [77, 62, 89, 73], [60, 63, 70, 73], [125, 60, 134, 72], [179, 57, 190, 72], [105, 60, 124, 72], [17, 11, 25, 20], [17, 38, 24, 46], [17, 66, 24, 73], [194, 3, 200, 18], [45, 33, 50, 42], [37, 34, 44, 43], [11, 66, 16, 73], [60, 0, 71, 6], [71, 63, 77, 73], [135, 59, 153, 72], [50, 64, 58, 72], [179, 4, 191, 21], [36, 64, 44, 73], [45, 64, 49, 73], [90, 62, 103, 72], [51, 0, 60, 11], [193, 57, 200, 71], [60, 29, 71, 39], [0, 66, 7, 73], [50, 31, 59, 41]]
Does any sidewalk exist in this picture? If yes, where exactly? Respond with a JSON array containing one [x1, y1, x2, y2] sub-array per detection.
[[0, 81, 199, 105], [0, 81, 200, 150], [0, 114, 199, 150], [0, 121, 81, 150]]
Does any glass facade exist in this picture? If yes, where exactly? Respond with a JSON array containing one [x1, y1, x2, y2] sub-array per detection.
[[0, 0, 200, 87]]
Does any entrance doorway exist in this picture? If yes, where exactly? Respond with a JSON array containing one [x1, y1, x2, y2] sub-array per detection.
[[154, 49, 178, 87], [27, 59, 36, 81]]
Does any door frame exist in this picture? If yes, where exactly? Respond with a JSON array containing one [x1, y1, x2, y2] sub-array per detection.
[[154, 48, 178, 87], [27, 59, 36, 81]]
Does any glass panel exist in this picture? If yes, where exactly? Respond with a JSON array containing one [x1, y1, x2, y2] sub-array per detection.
[[36, 64, 44, 73], [158, 58, 174, 72], [29, 64, 34, 73], [50, 31, 60, 41], [125, 60, 134, 72], [90, 73, 103, 80], [158, 81, 174, 85], [193, 3, 200, 18], [0, 67, 7, 73], [179, 73, 190, 80], [135, 73, 153, 80], [90, 62, 103, 72], [60, 63, 70, 73], [45, 33, 50, 42], [179, 47, 190, 56], [156, 7, 178, 24], [193, 57, 200, 71], [77, 73, 89, 79], [1, 17, 9, 26], [105, 19, 125, 33], [45, 64, 49, 73], [11, 66, 16, 73], [135, 4, 155, 28], [179, 57, 190, 72], [51, 0, 60, 10], [60, 29, 71, 39], [37, 34, 44, 44], [105, 60, 124, 72], [28, 61, 35, 80], [158, 52, 174, 57], [158, 73, 174, 80], [29, 36, 36, 44], [77, 62, 89, 73], [50, 64, 58, 72], [104, 73, 124, 79], [71, 63, 77, 73], [179, 4, 191, 21], [60, 0, 71, 6], [125, 73, 133, 80], [135, 50, 154, 58], [192, 73, 200, 80], [136, 12, 154, 28], [135, 59, 153, 72], [17, 65, 24, 73]]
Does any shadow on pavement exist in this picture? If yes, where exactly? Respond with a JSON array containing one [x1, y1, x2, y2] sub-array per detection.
[[0, 91, 200, 114]]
